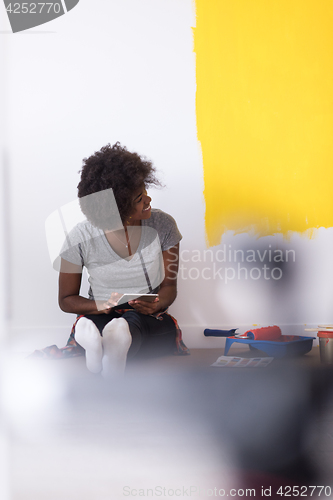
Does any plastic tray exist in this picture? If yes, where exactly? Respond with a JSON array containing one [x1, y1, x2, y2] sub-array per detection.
[[224, 335, 315, 358]]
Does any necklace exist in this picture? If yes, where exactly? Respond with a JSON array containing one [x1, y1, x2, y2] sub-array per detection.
[[111, 228, 132, 249]]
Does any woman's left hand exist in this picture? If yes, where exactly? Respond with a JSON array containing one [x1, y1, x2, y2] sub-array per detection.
[[128, 297, 160, 315]]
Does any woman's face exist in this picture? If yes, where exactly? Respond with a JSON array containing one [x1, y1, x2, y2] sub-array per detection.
[[128, 184, 152, 223]]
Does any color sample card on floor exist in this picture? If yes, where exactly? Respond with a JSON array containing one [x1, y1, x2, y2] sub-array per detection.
[[211, 355, 274, 368]]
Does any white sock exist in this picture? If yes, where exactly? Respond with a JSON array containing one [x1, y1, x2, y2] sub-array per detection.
[[74, 317, 103, 373], [101, 318, 132, 378]]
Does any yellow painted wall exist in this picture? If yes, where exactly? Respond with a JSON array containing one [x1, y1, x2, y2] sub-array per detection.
[[194, 0, 333, 246]]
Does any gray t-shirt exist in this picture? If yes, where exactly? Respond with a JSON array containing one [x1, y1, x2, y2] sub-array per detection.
[[60, 209, 182, 303]]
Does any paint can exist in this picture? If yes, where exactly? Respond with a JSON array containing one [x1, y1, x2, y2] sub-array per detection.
[[318, 331, 333, 363]]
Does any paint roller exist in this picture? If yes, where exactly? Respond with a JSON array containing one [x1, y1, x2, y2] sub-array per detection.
[[241, 325, 282, 340], [204, 325, 281, 340]]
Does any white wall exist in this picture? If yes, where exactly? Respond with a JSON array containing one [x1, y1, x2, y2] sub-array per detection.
[[2, 0, 333, 349]]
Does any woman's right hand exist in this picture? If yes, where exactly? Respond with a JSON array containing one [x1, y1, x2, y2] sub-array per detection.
[[96, 292, 124, 313], [95, 301, 113, 314]]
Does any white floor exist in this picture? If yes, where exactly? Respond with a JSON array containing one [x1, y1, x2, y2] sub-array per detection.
[[1, 329, 333, 499], [4, 354, 235, 500]]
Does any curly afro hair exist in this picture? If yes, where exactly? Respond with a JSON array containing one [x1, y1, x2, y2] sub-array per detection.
[[77, 142, 161, 229]]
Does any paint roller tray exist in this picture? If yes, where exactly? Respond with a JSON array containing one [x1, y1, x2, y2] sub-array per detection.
[[224, 335, 315, 358]]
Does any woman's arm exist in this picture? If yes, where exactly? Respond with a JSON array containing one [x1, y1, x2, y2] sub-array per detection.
[[129, 243, 180, 315], [58, 258, 112, 315]]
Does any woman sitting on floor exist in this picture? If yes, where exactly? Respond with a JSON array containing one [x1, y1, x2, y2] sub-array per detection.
[[58, 142, 188, 376]]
